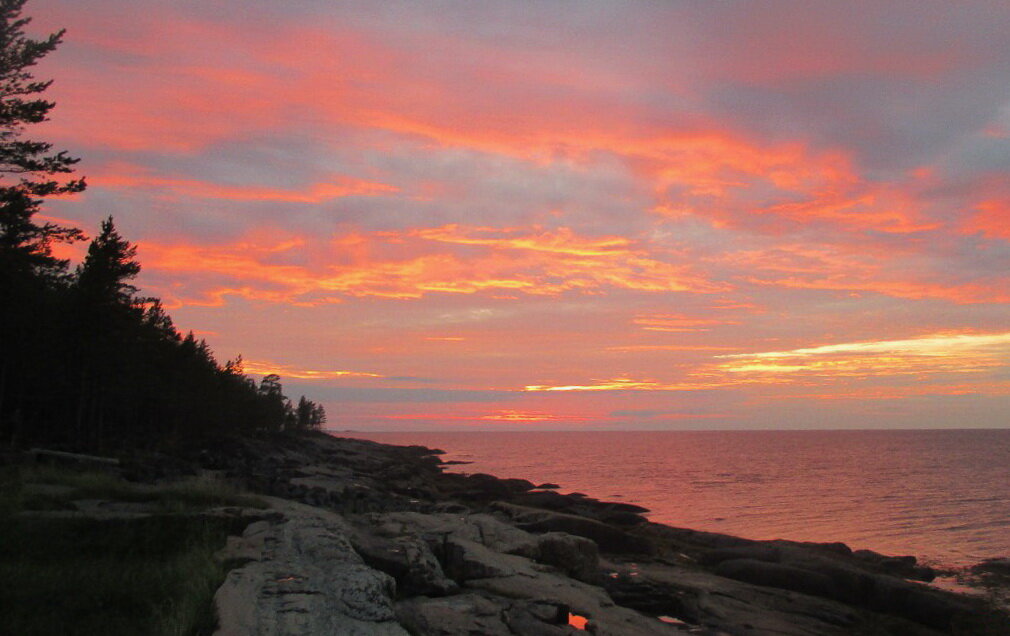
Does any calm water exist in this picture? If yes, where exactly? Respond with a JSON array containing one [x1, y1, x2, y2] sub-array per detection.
[[345, 429, 1010, 568]]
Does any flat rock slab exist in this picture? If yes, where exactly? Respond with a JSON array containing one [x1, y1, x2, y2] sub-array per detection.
[[214, 498, 408, 635]]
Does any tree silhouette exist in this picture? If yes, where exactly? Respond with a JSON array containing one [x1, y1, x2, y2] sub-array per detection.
[[0, 0, 84, 441], [0, 0, 85, 196], [71, 217, 142, 448], [0, 1, 330, 450], [75, 217, 140, 305], [0, 0, 85, 285]]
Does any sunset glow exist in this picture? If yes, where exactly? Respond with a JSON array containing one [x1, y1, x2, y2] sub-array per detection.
[[36, 1, 1010, 430]]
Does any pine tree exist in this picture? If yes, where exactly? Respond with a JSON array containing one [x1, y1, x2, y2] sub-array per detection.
[[0, 0, 84, 440], [0, 0, 85, 196], [71, 217, 141, 448], [75, 216, 140, 306], [0, 0, 85, 283]]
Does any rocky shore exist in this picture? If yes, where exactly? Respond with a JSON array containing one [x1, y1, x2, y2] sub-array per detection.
[[147, 432, 1008, 634]]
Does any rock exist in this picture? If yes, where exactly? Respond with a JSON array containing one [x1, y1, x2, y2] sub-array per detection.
[[602, 502, 650, 514], [467, 513, 543, 557], [395, 593, 513, 636], [536, 483, 562, 490], [537, 532, 600, 583], [715, 558, 837, 599], [501, 477, 537, 493], [599, 510, 648, 527], [604, 558, 866, 636], [493, 502, 652, 554], [213, 499, 408, 635], [867, 575, 975, 631], [852, 549, 935, 581], [455, 473, 518, 500], [431, 502, 470, 514], [395, 594, 580, 636], [186, 433, 1009, 635], [971, 556, 1010, 575], [467, 570, 680, 636], [503, 601, 576, 635], [439, 536, 524, 582], [350, 531, 458, 597], [696, 545, 780, 566], [515, 490, 581, 511]]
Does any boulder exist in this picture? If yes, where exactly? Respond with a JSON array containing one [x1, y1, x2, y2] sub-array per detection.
[[514, 490, 581, 512], [438, 536, 526, 582], [467, 570, 682, 636], [971, 556, 1010, 575], [503, 601, 577, 636], [852, 549, 935, 581], [696, 545, 780, 566], [536, 532, 600, 583], [715, 558, 837, 599], [396, 593, 513, 636], [454, 473, 520, 500], [867, 575, 975, 631], [604, 558, 866, 636], [493, 502, 652, 554], [350, 531, 457, 597], [214, 500, 408, 635]]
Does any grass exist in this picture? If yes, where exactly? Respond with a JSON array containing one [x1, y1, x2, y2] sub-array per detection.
[[9, 463, 266, 512], [0, 464, 265, 636]]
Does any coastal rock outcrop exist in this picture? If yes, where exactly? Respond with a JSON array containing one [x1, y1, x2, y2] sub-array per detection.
[[214, 499, 408, 635], [186, 432, 1008, 635]]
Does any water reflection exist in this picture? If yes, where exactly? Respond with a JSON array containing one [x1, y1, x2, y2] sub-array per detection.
[[350, 429, 1010, 567]]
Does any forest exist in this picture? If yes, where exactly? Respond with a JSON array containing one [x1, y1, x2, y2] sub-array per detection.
[[0, 0, 325, 451]]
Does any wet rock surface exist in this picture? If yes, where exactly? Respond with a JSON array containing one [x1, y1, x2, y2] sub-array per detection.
[[184, 432, 1009, 635]]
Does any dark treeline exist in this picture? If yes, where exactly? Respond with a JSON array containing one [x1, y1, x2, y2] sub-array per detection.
[[0, 0, 325, 451]]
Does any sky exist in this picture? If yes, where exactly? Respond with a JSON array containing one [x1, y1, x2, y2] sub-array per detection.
[[31, 0, 1010, 431]]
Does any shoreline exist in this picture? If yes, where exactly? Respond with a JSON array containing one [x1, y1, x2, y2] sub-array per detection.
[[201, 431, 1008, 634], [348, 428, 1010, 573], [11, 431, 1008, 634]]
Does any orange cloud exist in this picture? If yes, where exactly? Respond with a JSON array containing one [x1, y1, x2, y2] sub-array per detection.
[[139, 225, 724, 306], [727, 244, 1010, 304], [478, 410, 588, 423], [417, 225, 632, 256], [93, 162, 398, 202], [965, 199, 1010, 240], [524, 377, 697, 392], [523, 332, 1010, 396], [633, 313, 740, 332], [753, 381, 1010, 402], [43, 3, 955, 260], [242, 359, 384, 380], [607, 345, 738, 352], [714, 332, 1010, 379]]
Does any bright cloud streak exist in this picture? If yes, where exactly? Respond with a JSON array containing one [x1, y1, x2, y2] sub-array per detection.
[[242, 360, 384, 380], [718, 332, 1010, 360], [524, 378, 698, 392], [633, 314, 740, 332], [713, 333, 1010, 379]]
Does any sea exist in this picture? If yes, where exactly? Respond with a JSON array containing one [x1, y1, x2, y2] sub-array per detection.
[[344, 429, 1010, 569]]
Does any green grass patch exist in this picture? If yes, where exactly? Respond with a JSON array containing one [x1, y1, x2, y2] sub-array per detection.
[[2, 464, 266, 512], [0, 516, 231, 636], [0, 465, 265, 635]]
